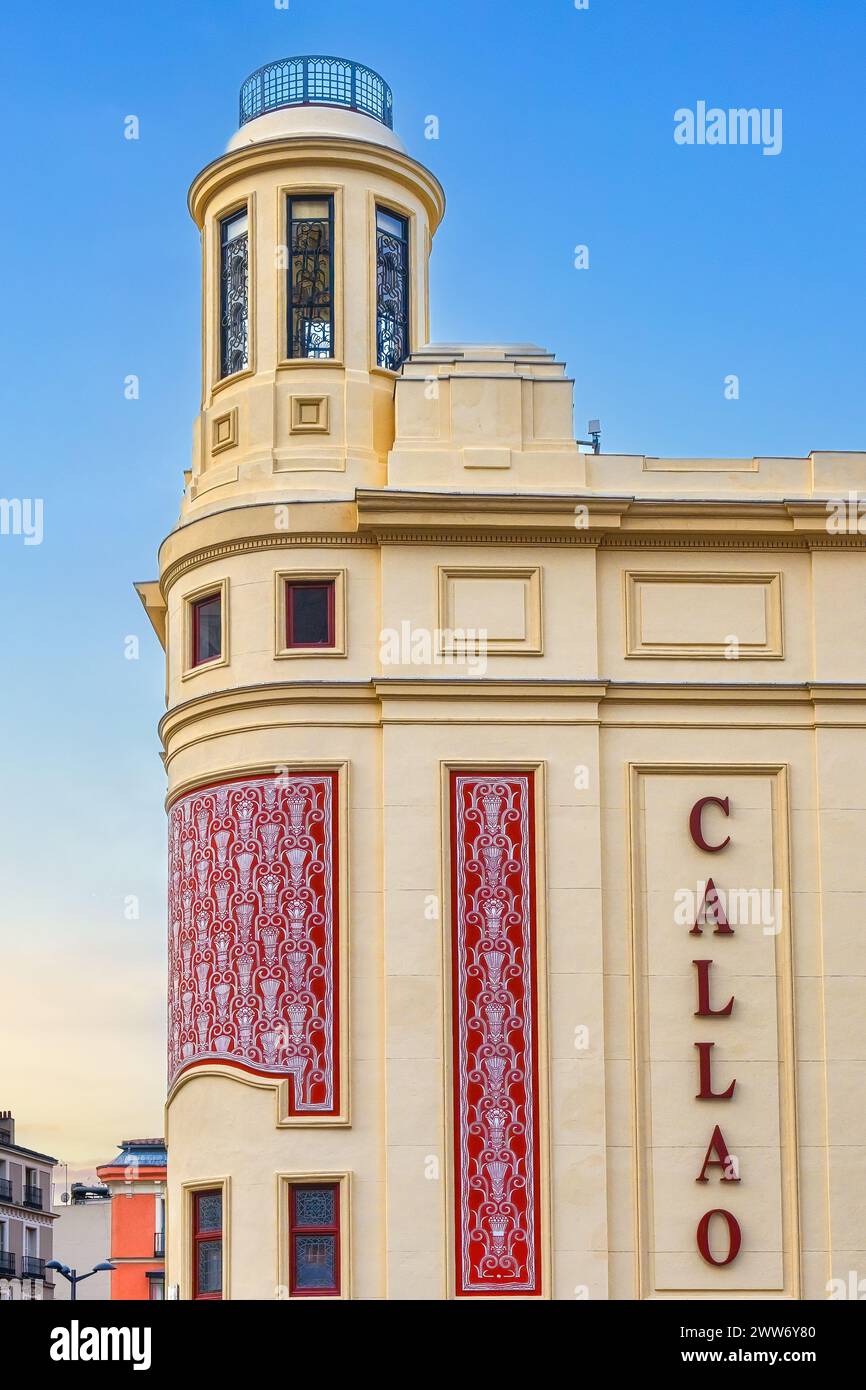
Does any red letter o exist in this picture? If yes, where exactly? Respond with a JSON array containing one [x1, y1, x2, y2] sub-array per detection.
[[696, 1208, 742, 1266]]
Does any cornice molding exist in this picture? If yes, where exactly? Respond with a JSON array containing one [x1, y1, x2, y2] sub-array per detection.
[[158, 680, 376, 744], [158, 525, 866, 596], [188, 135, 446, 230], [158, 676, 866, 754], [0, 1201, 57, 1224], [160, 532, 377, 596]]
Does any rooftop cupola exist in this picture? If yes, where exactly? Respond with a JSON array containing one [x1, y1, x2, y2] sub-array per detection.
[[183, 56, 445, 516], [227, 55, 406, 154]]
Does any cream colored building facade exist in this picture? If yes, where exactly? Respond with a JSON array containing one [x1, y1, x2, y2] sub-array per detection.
[[139, 58, 866, 1301]]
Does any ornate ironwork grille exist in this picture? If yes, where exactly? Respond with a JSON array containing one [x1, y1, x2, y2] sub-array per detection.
[[288, 196, 334, 359], [219, 209, 249, 378], [376, 207, 410, 371], [239, 56, 393, 129]]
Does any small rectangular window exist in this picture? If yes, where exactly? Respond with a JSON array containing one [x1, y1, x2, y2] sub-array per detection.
[[191, 593, 222, 667], [376, 206, 409, 370], [288, 195, 334, 359], [193, 1189, 222, 1300], [289, 1183, 340, 1296], [286, 580, 335, 648], [219, 209, 249, 379]]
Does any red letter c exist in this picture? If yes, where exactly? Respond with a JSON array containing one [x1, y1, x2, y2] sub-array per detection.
[[689, 796, 731, 853]]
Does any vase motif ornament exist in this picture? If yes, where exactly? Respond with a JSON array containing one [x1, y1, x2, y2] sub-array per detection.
[[259, 923, 280, 965], [236, 1005, 254, 1049], [236, 903, 254, 942], [480, 845, 504, 886], [259, 975, 279, 1015], [235, 850, 254, 891], [167, 772, 339, 1114], [236, 952, 253, 995], [260, 822, 281, 863], [451, 773, 542, 1296], [287, 848, 307, 885], [287, 950, 308, 989], [484, 1002, 505, 1043], [214, 880, 230, 920], [195, 911, 209, 952], [214, 930, 231, 971]]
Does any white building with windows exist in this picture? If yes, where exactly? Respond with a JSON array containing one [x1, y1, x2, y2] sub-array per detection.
[[138, 56, 866, 1300], [0, 1110, 57, 1299]]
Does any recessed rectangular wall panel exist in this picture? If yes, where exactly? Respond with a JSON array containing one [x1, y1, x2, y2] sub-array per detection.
[[449, 771, 543, 1296], [624, 572, 783, 659], [627, 765, 799, 1297], [438, 567, 542, 655]]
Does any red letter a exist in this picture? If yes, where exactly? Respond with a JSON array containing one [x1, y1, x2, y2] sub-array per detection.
[[689, 879, 734, 936], [695, 1125, 740, 1183]]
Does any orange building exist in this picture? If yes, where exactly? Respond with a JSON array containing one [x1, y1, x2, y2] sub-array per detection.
[[96, 1139, 166, 1300]]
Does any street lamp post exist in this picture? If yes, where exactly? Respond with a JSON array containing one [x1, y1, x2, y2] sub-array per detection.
[[45, 1261, 114, 1300]]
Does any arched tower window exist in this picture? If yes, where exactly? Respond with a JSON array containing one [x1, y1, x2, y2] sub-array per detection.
[[218, 209, 249, 378], [376, 207, 409, 371], [288, 196, 334, 358]]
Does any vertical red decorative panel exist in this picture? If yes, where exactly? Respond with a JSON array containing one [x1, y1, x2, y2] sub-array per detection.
[[167, 772, 339, 1115], [450, 771, 542, 1296]]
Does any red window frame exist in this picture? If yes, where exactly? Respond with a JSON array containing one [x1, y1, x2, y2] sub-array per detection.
[[289, 1183, 340, 1296], [285, 580, 335, 649], [191, 592, 222, 667], [192, 1188, 222, 1300]]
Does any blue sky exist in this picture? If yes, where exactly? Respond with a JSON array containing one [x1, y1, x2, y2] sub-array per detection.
[[1, 0, 864, 1165]]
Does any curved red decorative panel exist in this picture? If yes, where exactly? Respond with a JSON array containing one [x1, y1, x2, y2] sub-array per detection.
[[450, 771, 543, 1296], [167, 772, 339, 1114]]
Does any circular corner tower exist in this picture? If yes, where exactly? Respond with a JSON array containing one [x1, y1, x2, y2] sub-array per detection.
[[154, 57, 445, 1300]]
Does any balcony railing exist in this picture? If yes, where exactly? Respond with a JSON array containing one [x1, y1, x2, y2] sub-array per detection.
[[23, 1184, 43, 1209], [0, 1177, 11, 1202], [239, 56, 393, 130], [154, 1231, 165, 1258], [22, 1256, 45, 1279], [0, 1251, 14, 1278]]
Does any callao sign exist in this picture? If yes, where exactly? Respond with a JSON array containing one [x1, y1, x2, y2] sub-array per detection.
[[688, 794, 742, 1267]]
